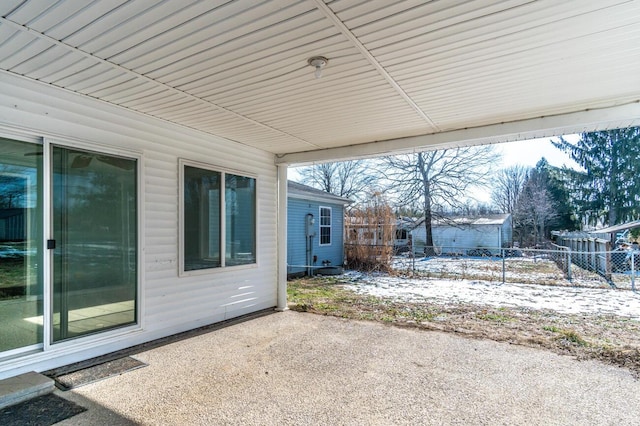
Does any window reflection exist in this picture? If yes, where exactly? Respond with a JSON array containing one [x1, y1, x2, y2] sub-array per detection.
[[0, 138, 43, 353], [182, 165, 256, 272], [52, 147, 137, 342], [226, 174, 256, 266]]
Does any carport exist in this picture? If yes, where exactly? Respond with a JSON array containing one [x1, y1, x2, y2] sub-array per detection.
[[1, 0, 639, 380]]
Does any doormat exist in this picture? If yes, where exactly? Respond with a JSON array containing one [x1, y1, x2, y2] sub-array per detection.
[[54, 356, 147, 390], [0, 393, 86, 426]]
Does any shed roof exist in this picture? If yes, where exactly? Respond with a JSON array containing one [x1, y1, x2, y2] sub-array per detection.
[[1, 1, 639, 164], [405, 213, 512, 228], [588, 220, 640, 234]]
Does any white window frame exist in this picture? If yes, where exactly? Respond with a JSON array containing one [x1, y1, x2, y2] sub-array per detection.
[[179, 159, 257, 276], [319, 206, 332, 246]]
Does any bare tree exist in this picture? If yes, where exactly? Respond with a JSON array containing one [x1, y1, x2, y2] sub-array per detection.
[[513, 175, 557, 246], [0, 165, 28, 209], [295, 160, 377, 202], [382, 146, 499, 254], [491, 165, 529, 214]]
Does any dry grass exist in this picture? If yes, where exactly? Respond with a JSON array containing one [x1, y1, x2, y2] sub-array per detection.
[[288, 276, 640, 378]]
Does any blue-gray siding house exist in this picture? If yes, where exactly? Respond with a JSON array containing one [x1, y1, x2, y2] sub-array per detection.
[[287, 181, 352, 277]]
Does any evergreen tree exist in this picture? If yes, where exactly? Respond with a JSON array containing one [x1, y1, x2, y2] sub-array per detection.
[[534, 158, 578, 232], [552, 128, 640, 227]]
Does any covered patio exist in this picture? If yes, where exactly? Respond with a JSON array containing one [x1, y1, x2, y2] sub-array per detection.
[[0, 0, 639, 380], [28, 311, 640, 425]]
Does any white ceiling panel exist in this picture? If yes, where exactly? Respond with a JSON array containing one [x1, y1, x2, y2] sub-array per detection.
[[10, 44, 66, 75], [0, 0, 638, 161], [41, 1, 131, 41]]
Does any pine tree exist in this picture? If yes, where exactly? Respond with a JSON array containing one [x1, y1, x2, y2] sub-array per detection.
[[552, 128, 640, 227]]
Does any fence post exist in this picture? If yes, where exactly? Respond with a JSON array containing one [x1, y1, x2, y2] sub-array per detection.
[[632, 250, 636, 292], [567, 248, 572, 282], [412, 244, 416, 272], [603, 241, 611, 281], [501, 247, 505, 284]]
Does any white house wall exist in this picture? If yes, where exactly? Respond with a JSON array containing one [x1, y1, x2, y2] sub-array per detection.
[[0, 72, 278, 379]]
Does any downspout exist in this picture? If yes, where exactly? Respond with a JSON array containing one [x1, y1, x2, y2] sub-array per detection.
[[306, 233, 312, 276], [276, 165, 288, 311], [306, 213, 315, 276]]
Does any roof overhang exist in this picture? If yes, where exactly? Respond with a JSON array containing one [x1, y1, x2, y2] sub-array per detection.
[[276, 103, 640, 165]]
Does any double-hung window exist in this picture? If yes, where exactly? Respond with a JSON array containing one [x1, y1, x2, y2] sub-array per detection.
[[181, 161, 256, 273], [319, 206, 332, 246]]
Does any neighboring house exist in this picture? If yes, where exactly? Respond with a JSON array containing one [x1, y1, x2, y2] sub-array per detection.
[[394, 217, 422, 252], [287, 181, 352, 277], [411, 214, 513, 255]]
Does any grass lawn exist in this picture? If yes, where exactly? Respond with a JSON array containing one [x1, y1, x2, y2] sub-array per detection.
[[288, 276, 640, 378]]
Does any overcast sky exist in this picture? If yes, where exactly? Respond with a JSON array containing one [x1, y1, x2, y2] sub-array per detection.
[[289, 134, 583, 204], [291, 134, 580, 175], [497, 134, 580, 170]]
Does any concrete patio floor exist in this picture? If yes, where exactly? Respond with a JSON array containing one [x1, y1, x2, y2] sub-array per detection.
[[56, 310, 640, 425]]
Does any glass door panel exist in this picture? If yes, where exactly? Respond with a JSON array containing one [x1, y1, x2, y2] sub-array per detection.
[[0, 138, 43, 353], [52, 146, 137, 342]]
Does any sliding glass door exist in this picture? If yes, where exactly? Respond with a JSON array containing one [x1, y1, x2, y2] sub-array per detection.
[[0, 138, 43, 353], [51, 146, 137, 342], [1, 139, 138, 357]]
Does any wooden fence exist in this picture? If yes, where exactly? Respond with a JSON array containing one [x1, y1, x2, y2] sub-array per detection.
[[553, 234, 612, 281]]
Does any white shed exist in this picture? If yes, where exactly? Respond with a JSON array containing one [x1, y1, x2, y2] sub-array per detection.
[[412, 214, 513, 255]]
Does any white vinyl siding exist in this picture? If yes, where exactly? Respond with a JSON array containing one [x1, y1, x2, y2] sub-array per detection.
[[0, 71, 277, 380]]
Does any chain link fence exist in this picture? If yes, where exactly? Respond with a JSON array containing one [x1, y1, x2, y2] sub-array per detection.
[[389, 244, 640, 291]]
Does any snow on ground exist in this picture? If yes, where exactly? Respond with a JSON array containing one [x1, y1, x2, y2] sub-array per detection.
[[342, 260, 640, 319], [392, 255, 638, 290]]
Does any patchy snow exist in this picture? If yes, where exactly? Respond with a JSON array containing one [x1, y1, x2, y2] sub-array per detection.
[[342, 269, 640, 320], [391, 255, 635, 288], [392, 255, 580, 285]]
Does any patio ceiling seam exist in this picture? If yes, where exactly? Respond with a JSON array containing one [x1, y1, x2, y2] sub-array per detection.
[[0, 15, 322, 151], [311, 0, 441, 132]]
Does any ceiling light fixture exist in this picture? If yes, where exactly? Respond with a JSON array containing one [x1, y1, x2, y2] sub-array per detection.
[[307, 56, 328, 79]]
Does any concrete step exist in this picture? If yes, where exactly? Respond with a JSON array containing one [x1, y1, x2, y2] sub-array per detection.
[[0, 372, 55, 410]]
